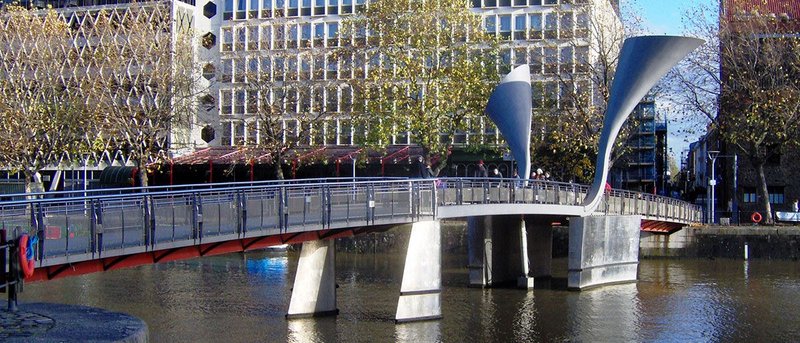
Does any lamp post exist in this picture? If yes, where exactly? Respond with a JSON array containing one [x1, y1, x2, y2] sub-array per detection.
[[708, 150, 719, 224]]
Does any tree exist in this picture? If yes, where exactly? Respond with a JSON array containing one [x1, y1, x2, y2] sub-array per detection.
[[533, 1, 637, 183], [92, 4, 203, 187], [339, 0, 498, 176], [672, 1, 800, 223], [231, 19, 338, 180], [0, 6, 101, 193]]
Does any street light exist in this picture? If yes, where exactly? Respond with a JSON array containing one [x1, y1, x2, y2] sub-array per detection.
[[708, 150, 719, 224]]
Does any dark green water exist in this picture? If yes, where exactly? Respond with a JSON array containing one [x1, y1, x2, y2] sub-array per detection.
[[22, 251, 800, 342]]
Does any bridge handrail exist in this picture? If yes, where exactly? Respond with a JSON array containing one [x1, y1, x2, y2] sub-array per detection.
[[0, 177, 700, 270], [0, 177, 406, 202], [0, 177, 415, 207]]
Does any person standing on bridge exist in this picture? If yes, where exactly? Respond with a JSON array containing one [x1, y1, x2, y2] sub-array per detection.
[[475, 160, 488, 178], [416, 156, 427, 178], [491, 168, 503, 188]]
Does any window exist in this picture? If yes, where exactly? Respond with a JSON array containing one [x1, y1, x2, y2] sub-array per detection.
[[499, 15, 511, 40], [514, 15, 526, 40], [235, 90, 246, 113], [221, 90, 233, 115], [262, 0, 272, 17], [514, 47, 526, 66], [544, 12, 557, 39], [769, 186, 785, 204], [485, 16, 496, 34], [249, 0, 258, 18], [559, 46, 573, 73], [560, 12, 573, 39], [529, 13, 542, 39], [222, 121, 232, 145], [224, 0, 233, 19], [529, 46, 542, 74], [543, 46, 557, 74], [236, 0, 246, 19], [222, 28, 233, 51], [327, 22, 338, 46], [248, 26, 259, 50]]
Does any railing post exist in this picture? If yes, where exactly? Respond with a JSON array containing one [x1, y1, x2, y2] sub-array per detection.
[[192, 193, 203, 242], [325, 185, 332, 228], [279, 186, 288, 233], [367, 184, 375, 225], [456, 179, 463, 205], [90, 199, 98, 257], [238, 190, 246, 237]]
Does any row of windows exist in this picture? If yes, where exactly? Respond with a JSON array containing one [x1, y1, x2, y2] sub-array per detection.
[[219, 11, 587, 52], [215, 78, 590, 118], [217, 117, 503, 146], [472, 0, 587, 7], [484, 12, 588, 40], [743, 187, 785, 204], [221, 0, 587, 21], [215, 47, 588, 87], [223, 0, 365, 20]]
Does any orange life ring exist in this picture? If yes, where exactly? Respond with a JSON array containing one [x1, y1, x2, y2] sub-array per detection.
[[751, 212, 763, 224], [18, 234, 35, 279]]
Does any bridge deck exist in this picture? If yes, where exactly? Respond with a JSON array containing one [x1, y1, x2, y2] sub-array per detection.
[[0, 178, 701, 280]]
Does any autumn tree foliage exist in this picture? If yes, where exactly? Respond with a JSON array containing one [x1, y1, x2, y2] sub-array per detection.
[[0, 6, 102, 192], [339, 0, 499, 176], [673, 1, 800, 223]]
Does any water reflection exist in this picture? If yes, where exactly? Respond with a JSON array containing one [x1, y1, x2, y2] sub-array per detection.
[[395, 321, 441, 342], [21, 254, 800, 342], [288, 317, 338, 343]]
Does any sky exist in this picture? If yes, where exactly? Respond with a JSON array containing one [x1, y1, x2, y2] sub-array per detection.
[[621, 0, 718, 162]]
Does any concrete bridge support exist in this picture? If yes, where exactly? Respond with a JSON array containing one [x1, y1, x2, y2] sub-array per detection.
[[568, 215, 641, 290], [396, 220, 442, 323], [287, 239, 338, 318], [467, 216, 553, 288]]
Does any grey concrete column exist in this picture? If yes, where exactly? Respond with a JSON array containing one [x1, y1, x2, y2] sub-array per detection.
[[568, 215, 641, 290], [287, 239, 338, 318], [466, 216, 525, 287], [466, 216, 489, 287], [396, 220, 442, 323], [523, 217, 553, 279]]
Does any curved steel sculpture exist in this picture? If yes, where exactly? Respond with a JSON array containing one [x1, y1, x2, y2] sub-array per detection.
[[581, 36, 704, 214], [485, 64, 533, 182]]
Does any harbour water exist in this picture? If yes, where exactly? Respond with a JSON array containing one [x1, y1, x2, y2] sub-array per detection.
[[23, 250, 800, 342]]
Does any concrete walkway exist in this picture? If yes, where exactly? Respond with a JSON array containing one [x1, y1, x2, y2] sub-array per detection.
[[0, 303, 147, 342]]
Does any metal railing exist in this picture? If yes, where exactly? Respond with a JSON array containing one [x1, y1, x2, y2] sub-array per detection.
[[434, 177, 702, 223], [0, 229, 20, 311], [0, 177, 700, 269]]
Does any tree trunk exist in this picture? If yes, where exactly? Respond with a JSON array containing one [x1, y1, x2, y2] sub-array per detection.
[[755, 161, 773, 224], [138, 157, 149, 188], [274, 153, 285, 180]]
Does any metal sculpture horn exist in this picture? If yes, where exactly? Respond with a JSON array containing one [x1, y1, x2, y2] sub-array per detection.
[[485, 64, 532, 182], [582, 36, 704, 214]]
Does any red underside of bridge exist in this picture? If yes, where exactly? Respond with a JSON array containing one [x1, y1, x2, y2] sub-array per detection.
[[28, 221, 685, 281], [640, 220, 684, 234], [28, 226, 390, 282]]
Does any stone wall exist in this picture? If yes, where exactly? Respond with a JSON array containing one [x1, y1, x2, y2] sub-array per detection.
[[641, 226, 800, 259]]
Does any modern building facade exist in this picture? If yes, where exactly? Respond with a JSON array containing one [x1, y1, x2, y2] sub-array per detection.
[[610, 95, 668, 194], [1, 0, 623, 184], [709, 0, 800, 222]]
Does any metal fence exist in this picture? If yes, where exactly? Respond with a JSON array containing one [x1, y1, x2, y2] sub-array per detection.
[[0, 177, 700, 268]]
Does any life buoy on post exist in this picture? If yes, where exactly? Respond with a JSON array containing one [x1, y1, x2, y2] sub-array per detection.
[[18, 233, 36, 279], [751, 212, 763, 224]]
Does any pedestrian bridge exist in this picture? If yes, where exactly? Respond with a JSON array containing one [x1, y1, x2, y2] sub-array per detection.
[[0, 177, 699, 281]]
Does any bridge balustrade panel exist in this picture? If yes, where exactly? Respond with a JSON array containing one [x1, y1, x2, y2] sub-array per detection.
[[242, 188, 281, 235], [101, 198, 146, 250], [152, 194, 194, 245], [0, 178, 700, 269]]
